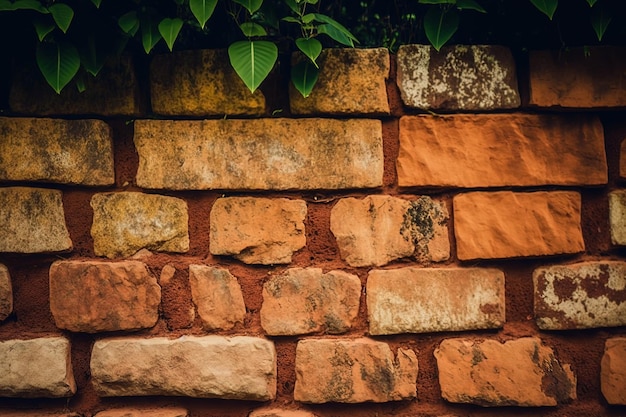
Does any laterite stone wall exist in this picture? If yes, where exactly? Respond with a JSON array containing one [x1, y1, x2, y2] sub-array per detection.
[[0, 45, 625, 416]]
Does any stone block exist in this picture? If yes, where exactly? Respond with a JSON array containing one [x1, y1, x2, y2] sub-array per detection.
[[609, 190, 626, 246], [601, 337, 626, 405], [94, 408, 189, 417], [0, 264, 12, 321], [249, 409, 316, 417]]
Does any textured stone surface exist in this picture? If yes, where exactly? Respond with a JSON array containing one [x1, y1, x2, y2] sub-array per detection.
[[1, 412, 79, 417], [397, 44, 520, 110], [189, 265, 246, 330], [210, 197, 306, 264], [91, 336, 276, 400], [367, 267, 505, 335], [0, 187, 72, 253], [534, 261, 626, 330], [601, 338, 626, 405], [330, 195, 449, 267], [397, 114, 607, 188], [134, 118, 383, 190], [0, 263, 12, 321], [609, 190, 626, 246], [261, 268, 361, 335], [249, 409, 315, 417], [435, 337, 576, 406], [0, 117, 114, 185], [529, 47, 626, 108], [0, 337, 76, 398], [49, 260, 161, 333], [94, 408, 189, 417], [454, 191, 584, 260], [294, 338, 417, 403], [151, 49, 265, 116], [91, 192, 189, 258], [290, 48, 389, 115]]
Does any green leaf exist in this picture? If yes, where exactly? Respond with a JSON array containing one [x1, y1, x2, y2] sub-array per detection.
[[141, 16, 162, 54], [118, 11, 138, 34], [49, 3, 74, 33], [36, 41, 80, 94], [591, 4, 611, 41], [228, 40, 277, 93], [291, 60, 319, 97], [90, 0, 102, 8], [232, 0, 263, 14], [313, 14, 358, 43], [296, 37, 322, 66], [456, 0, 486, 12], [302, 13, 315, 24], [75, 73, 86, 92], [0, 0, 12, 11], [586, 0, 597, 6], [12, 0, 48, 12], [189, 0, 217, 29], [80, 35, 106, 76], [239, 22, 267, 37], [423, 6, 459, 51], [530, 0, 558, 20], [284, 0, 299, 13], [281, 16, 300, 23], [418, 0, 456, 4], [33, 17, 55, 41], [317, 23, 353, 47], [158, 17, 183, 51]]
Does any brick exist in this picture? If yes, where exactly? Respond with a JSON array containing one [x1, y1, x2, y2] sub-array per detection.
[[330, 195, 449, 267], [91, 192, 189, 258], [249, 409, 315, 417], [0, 263, 11, 321], [189, 265, 246, 331], [435, 337, 576, 406], [91, 336, 276, 400], [134, 119, 383, 190], [0, 117, 114, 186], [529, 47, 626, 108], [210, 197, 306, 264], [397, 114, 607, 188], [534, 261, 626, 330], [289, 48, 389, 115], [49, 260, 161, 333], [294, 338, 417, 403], [601, 337, 626, 404], [151, 49, 265, 116], [0, 187, 72, 253], [94, 408, 189, 417], [1, 412, 79, 417], [454, 191, 584, 260], [9, 55, 141, 116], [0, 337, 76, 398], [397, 44, 520, 110], [367, 267, 504, 335], [609, 190, 626, 246], [621, 140, 626, 179], [261, 268, 360, 335]]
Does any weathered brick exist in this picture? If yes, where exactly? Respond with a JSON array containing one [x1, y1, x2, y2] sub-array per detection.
[[94, 408, 189, 417], [330, 195, 449, 267], [91, 192, 189, 258], [210, 197, 306, 264], [454, 191, 584, 260], [1, 412, 79, 417], [397, 114, 607, 188], [249, 409, 315, 417], [609, 190, 626, 246], [397, 44, 520, 110], [534, 261, 626, 330], [435, 337, 576, 406], [189, 265, 246, 331], [601, 337, 626, 405], [367, 267, 505, 335], [0, 263, 11, 321], [0, 117, 114, 186], [150, 49, 265, 116], [261, 268, 360, 335], [91, 336, 276, 400], [289, 48, 389, 115], [134, 119, 383, 190], [0, 337, 76, 398], [49, 260, 161, 333], [294, 338, 417, 403], [529, 47, 626, 108], [0, 187, 72, 253]]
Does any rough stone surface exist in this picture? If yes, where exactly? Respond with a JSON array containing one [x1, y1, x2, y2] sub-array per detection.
[[397, 114, 607, 188], [0, 187, 72, 253], [435, 337, 576, 406], [367, 267, 505, 335], [91, 192, 189, 258], [454, 191, 584, 260], [261, 268, 361, 335], [529, 47, 626, 108], [396, 44, 520, 110], [1, 412, 79, 417], [609, 190, 626, 246], [534, 261, 626, 330], [210, 197, 306, 264], [49, 260, 161, 333], [0, 263, 12, 321], [330, 195, 449, 267], [294, 338, 417, 403], [94, 408, 189, 417], [249, 409, 315, 417], [189, 265, 246, 331], [134, 118, 383, 190], [0, 117, 114, 185], [601, 337, 626, 405], [0, 337, 76, 398], [151, 49, 265, 116], [289, 48, 389, 115], [90, 336, 276, 400]]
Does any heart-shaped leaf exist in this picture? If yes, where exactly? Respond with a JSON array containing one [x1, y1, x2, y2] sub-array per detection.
[[118, 11, 139, 34], [591, 4, 611, 41], [423, 6, 459, 51], [296, 37, 322, 66], [232, 0, 263, 14], [49, 3, 74, 33], [33, 17, 55, 41], [530, 0, 558, 20], [189, 0, 217, 29], [291, 60, 319, 97], [239, 22, 267, 37], [228, 40, 277, 93], [141, 16, 162, 54], [80, 35, 107, 76], [158, 17, 183, 51], [36, 41, 80, 94]]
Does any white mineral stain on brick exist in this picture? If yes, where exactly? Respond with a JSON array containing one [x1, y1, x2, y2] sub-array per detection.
[[397, 45, 430, 108], [610, 190, 626, 245]]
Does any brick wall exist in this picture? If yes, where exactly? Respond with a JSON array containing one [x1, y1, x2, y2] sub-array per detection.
[[0, 44, 625, 416]]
